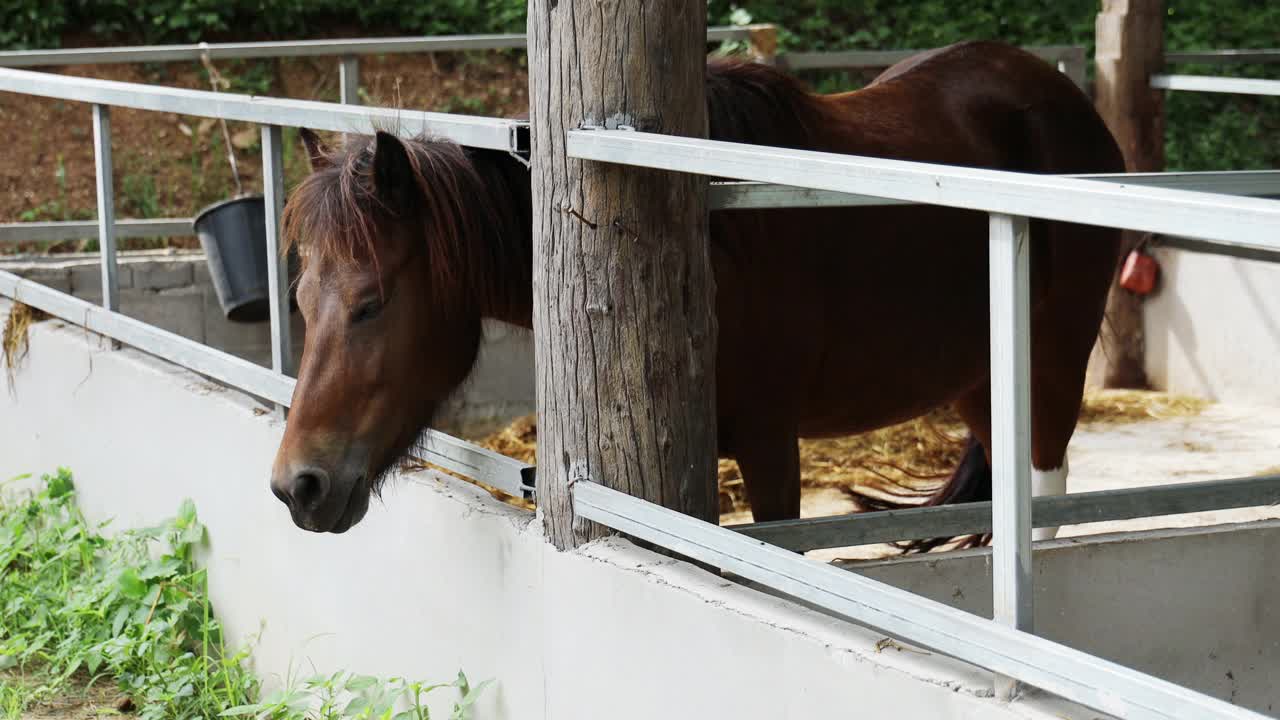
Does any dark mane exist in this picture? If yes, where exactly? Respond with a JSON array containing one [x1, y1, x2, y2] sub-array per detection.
[[705, 57, 826, 148], [282, 130, 530, 312]]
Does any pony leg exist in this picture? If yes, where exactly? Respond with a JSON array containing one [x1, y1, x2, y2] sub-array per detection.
[[1031, 457, 1068, 541], [733, 420, 801, 522], [958, 373, 1077, 542], [942, 379, 1070, 540]]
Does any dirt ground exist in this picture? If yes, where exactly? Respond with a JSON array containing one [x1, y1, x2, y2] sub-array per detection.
[[1, 670, 129, 720], [0, 52, 529, 253]]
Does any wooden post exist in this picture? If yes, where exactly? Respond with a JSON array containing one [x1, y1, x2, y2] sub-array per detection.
[[528, 1, 719, 549], [1093, 0, 1164, 388]]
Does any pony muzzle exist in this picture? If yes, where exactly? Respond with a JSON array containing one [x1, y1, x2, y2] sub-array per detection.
[[271, 461, 370, 533]]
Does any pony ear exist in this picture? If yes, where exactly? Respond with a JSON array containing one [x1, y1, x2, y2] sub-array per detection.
[[298, 128, 331, 171], [372, 131, 416, 209]]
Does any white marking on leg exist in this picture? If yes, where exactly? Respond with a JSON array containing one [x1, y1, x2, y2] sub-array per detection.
[[1031, 455, 1068, 541]]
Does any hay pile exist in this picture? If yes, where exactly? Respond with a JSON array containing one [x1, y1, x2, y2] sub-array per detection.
[[466, 389, 1209, 515], [3, 301, 49, 387]]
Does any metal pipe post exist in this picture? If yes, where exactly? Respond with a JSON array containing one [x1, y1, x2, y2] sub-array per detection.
[[261, 124, 292, 385], [339, 56, 359, 104], [988, 212, 1034, 699], [92, 104, 120, 350]]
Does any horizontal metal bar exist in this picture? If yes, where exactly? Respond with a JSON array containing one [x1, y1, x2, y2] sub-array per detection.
[[0, 269, 533, 497], [778, 45, 1083, 71], [0, 67, 525, 152], [0, 267, 293, 403], [1151, 74, 1280, 97], [574, 481, 1267, 720], [1159, 235, 1280, 264], [0, 27, 752, 68], [0, 218, 194, 244], [420, 433, 536, 499], [708, 182, 910, 209], [1165, 49, 1280, 65], [730, 474, 1280, 552], [709, 171, 1280, 210], [567, 129, 1280, 249]]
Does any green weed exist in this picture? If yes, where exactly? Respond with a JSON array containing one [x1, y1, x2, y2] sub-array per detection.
[[0, 469, 491, 720], [122, 172, 162, 219], [18, 155, 92, 224]]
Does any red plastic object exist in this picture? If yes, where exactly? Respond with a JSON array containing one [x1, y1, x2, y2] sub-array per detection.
[[1119, 249, 1159, 295]]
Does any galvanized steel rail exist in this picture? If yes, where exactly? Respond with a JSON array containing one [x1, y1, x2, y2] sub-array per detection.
[[1151, 74, 1280, 97], [0, 219, 194, 243], [573, 481, 1271, 720], [708, 170, 1280, 210], [568, 129, 1280, 249], [1164, 49, 1280, 65], [0, 67, 528, 152], [0, 27, 755, 67], [732, 473, 1280, 552]]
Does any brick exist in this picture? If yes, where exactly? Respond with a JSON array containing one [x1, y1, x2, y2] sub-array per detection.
[[118, 286, 205, 342], [70, 262, 133, 296], [13, 266, 71, 294], [192, 260, 213, 289], [130, 260, 194, 291]]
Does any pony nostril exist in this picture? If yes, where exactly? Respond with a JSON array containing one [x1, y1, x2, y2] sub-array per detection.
[[289, 469, 329, 511]]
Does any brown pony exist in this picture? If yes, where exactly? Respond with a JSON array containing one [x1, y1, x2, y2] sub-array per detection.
[[269, 41, 1124, 548]]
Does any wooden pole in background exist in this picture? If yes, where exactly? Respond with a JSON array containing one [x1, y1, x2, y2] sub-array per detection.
[[528, 1, 719, 549], [1094, 0, 1165, 388]]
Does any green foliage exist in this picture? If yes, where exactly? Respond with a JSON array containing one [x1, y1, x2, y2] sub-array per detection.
[[0, 468, 258, 718], [17, 155, 92, 224], [0, 469, 492, 720], [122, 173, 162, 219], [0, 0, 67, 51], [223, 669, 491, 720]]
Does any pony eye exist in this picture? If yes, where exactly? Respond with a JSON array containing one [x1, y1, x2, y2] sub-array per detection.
[[351, 298, 384, 324]]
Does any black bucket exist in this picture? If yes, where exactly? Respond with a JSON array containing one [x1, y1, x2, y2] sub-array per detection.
[[193, 195, 297, 323]]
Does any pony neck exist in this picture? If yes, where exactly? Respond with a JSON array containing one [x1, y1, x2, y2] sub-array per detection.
[[468, 148, 535, 329]]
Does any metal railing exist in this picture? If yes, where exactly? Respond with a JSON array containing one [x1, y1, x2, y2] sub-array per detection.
[[1153, 47, 1280, 98], [564, 127, 1279, 717], [1151, 74, 1280, 97], [574, 482, 1269, 720], [0, 66, 535, 501], [2, 37, 1280, 720]]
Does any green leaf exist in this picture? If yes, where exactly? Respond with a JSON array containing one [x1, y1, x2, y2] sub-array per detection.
[[219, 704, 264, 717], [111, 605, 131, 637], [118, 568, 147, 599], [346, 674, 379, 691], [180, 521, 204, 546], [177, 498, 197, 528], [139, 556, 182, 580]]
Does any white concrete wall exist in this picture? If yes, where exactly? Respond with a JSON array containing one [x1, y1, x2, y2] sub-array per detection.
[[1143, 247, 1280, 405], [0, 300, 1101, 720], [844, 524, 1280, 716]]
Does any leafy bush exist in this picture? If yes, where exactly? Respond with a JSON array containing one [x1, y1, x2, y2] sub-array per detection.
[[0, 469, 490, 720]]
